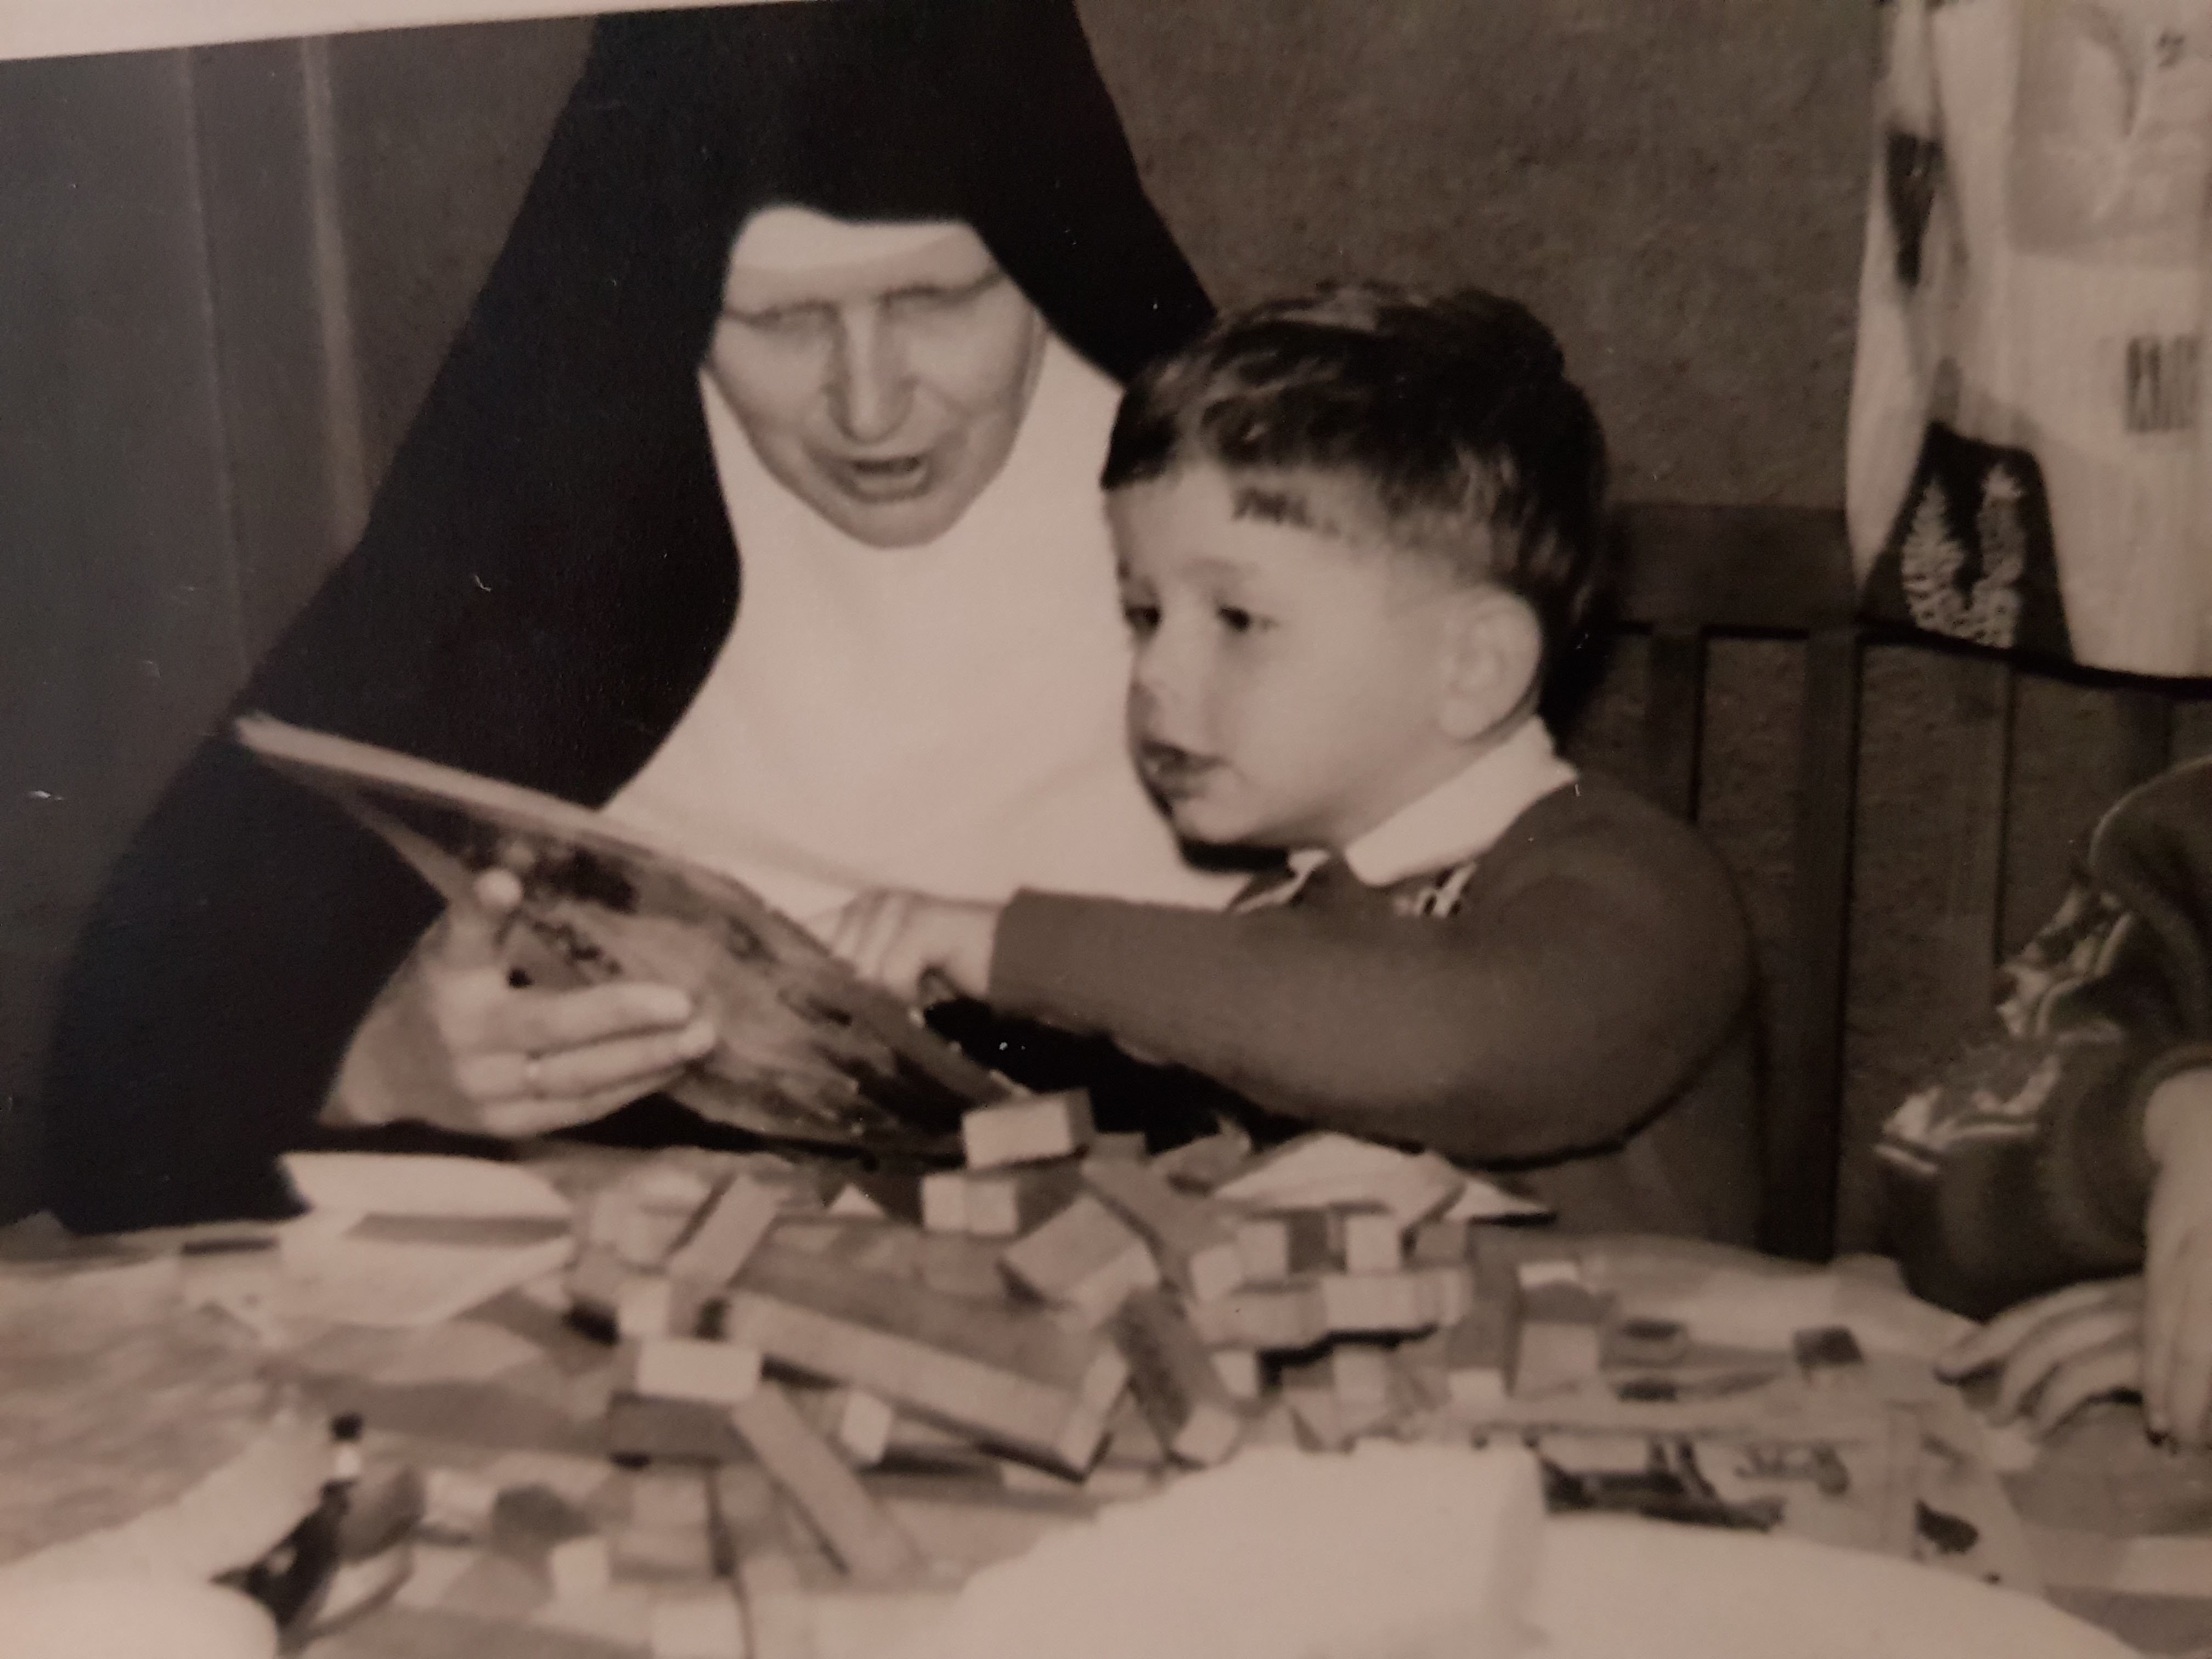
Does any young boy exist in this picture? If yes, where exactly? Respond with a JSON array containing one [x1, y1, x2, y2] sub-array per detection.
[[1881, 755, 2212, 1448], [830, 283, 1762, 1244]]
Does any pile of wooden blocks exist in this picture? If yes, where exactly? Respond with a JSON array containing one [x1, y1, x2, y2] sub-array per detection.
[[546, 1096, 1609, 1656]]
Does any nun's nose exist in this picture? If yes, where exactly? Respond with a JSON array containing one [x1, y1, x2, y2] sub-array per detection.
[[830, 302, 914, 444]]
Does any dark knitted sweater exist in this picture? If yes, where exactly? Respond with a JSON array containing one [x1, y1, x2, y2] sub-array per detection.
[[990, 773, 1763, 1244], [1880, 757, 2212, 1319]]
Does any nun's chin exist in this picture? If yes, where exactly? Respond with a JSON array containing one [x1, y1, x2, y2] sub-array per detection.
[[783, 437, 1011, 548], [805, 482, 981, 548]]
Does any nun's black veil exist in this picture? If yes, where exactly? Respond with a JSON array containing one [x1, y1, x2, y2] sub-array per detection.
[[44, 0, 1212, 1232]]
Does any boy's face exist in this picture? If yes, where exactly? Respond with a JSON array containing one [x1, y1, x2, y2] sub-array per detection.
[[1110, 464, 1473, 851]]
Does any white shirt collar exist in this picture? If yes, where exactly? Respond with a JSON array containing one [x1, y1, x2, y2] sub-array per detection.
[[1339, 719, 1578, 887]]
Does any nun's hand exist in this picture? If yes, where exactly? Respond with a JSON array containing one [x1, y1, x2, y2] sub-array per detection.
[[408, 867, 718, 1137], [826, 891, 1000, 1006]]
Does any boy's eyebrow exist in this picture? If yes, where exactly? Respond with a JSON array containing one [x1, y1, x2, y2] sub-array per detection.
[[1231, 483, 1319, 528], [1231, 480, 1364, 542]]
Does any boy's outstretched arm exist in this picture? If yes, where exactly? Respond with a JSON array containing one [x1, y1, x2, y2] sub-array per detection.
[[970, 847, 1748, 1168]]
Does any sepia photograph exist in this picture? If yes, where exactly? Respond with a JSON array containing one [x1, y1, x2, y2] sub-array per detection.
[[3, 1, 2212, 1654]]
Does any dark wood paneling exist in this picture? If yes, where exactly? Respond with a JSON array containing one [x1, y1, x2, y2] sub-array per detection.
[[193, 36, 370, 657], [1643, 626, 1708, 819], [1937, 656, 2017, 1027], [0, 49, 253, 1220], [1767, 625, 1860, 1260]]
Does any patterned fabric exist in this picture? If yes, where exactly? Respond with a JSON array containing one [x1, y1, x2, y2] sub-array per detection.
[[1880, 757, 2212, 1318]]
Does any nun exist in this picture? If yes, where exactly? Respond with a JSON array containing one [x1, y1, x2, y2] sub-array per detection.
[[44, 0, 1237, 1233]]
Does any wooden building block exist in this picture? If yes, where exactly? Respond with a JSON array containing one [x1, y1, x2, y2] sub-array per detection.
[[487, 1451, 618, 1509], [633, 1162, 720, 1217], [536, 1586, 653, 1649], [723, 1245, 1128, 1474], [1318, 1272, 1435, 1336], [491, 1483, 596, 1558], [1511, 1251, 1584, 1293], [649, 1587, 747, 1659], [1328, 1343, 1394, 1409], [1216, 1133, 1464, 1227], [631, 1469, 714, 1532], [770, 1215, 854, 1255], [1513, 1283, 1610, 1395], [1080, 1156, 1246, 1301], [1102, 1392, 1169, 1468], [1111, 1290, 1244, 1467], [618, 1204, 703, 1271], [619, 1275, 711, 1343], [421, 1468, 500, 1540], [919, 1171, 971, 1235], [665, 1177, 783, 1290], [1210, 1348, 1262, 1401], [727, 1382, 923, 1582], [826, 1184, 889, 1220], [1409, 1218, 1473, 1267], [613, 1521, 718, 1584], [1149, 1125, 1253, 1193], [632, 1337, 764, 1407], [1413, 1263, 1477, 1327], [548, 1539, 619, 1601], [836, 1222, 923, 1280], [833, 1389, 896, 1467], [1183, 1283, 1328, 1352], [1278, 1358, 1352, 1452], [1244, 1397, 1301, 1449], [548, 1534, 613, 1600], [1000, 1194, 1159, 1327], [567, 1247, 633, 1324], [1393, 1328, 1452, 1412], [1339, 1205, 1403, 1274], [913, 1232, 1014, 1301], [961, 1092, 1094, 1169], [960, 1164, 1082, 1239], [1444, 1269, 1521, 1412], [606, 1391, 748, 1464], [1233, 1215, 1293, 1283]]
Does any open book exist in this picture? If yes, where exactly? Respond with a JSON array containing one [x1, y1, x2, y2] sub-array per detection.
[[236, 714, 1009, 1158]]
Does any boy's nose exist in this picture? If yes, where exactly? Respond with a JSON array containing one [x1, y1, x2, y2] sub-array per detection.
[[829, 303, 913, 444], [1127, 631, 1189, 726]]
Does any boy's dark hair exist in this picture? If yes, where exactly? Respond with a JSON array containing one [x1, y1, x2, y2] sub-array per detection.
[[1103, 281, 1612, 674]]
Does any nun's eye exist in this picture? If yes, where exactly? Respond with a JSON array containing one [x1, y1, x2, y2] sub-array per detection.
[[887, 272, 1003, 323], [735, 302, 832, 338]]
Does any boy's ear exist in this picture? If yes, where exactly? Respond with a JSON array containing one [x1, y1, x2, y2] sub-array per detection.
[[1434, 588, 1543, 742]]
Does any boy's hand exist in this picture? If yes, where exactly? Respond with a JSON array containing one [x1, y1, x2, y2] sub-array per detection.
[[826, 891, 1001, 1006], [2143, 1067, 2212, 1445]]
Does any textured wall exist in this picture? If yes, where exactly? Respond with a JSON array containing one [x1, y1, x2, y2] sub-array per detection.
[[1084, 0, 1873, 507]]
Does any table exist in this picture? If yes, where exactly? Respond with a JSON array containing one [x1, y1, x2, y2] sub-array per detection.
[[6, 1167, 2210, 1658]]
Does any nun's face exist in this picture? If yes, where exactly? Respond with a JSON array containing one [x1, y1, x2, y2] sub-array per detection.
[[710, 224, 1048, 547]]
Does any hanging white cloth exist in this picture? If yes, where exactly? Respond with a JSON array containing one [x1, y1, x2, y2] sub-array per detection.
[[1847, 0, 2212, 675], [604, 334, 1239, 930]]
